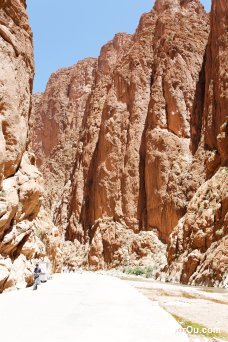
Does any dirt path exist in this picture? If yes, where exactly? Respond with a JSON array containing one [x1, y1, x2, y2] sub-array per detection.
[[0, 272, 188, 342]]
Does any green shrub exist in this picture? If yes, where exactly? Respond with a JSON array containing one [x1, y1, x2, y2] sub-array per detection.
[[34, 227, 42, 239], [123, 266, 144, 276], [18, 202, 23, 210], [123, 266, 154, 277], [145, 266, 154, 278], [215, 228, 224, 237], [0, 190, 6, 197]]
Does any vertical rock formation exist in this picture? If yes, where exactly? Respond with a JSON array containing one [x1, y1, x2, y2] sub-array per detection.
[[144, 0, 209, 242], [29, 0, 227, 286], [29, 58, 97, 212], [64, 0, 209, 270], [0, 0, 61, 292], [0, 0, 33, 180], [166, 0, 228, 287], [204, 0, 228, 174]]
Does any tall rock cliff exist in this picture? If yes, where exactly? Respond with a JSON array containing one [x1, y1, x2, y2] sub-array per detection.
[[29, 58, 97, 212], [166, 0, 228, 287], [0, 0, 61, 292], [29, 0, 227, 286]]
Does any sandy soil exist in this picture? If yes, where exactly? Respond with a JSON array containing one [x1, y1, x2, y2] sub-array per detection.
[[0, 272, 189, 342]]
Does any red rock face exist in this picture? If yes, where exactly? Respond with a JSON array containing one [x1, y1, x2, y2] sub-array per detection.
[[29, 0, 227, 285], [166, 0, 228, 287], [203, 0, 228, 175], [144, 0, 209, 241], [65, 0, 209, 265], [0, 0, 34, 180], [29, 58, 97, 211], [0, 0, 61, 292]]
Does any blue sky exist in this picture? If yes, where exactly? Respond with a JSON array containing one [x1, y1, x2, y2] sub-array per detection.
[[27, 0, 211, 93]]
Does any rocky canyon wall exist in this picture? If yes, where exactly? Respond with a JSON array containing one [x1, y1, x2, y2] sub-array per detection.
[[165, 0, 228, 287], [0, 0, 61, 292], [29, 0, 227, 286]]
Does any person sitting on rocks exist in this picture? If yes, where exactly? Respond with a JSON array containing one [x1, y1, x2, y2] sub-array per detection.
[[33, 263, 41, 290]]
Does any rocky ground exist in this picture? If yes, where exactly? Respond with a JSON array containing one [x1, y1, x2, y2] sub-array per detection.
[[116, 273, 228, 341], [1, 271, 227, 341]]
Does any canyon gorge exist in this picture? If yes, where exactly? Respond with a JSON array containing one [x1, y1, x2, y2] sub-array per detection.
[[0, 0, 227, 292]]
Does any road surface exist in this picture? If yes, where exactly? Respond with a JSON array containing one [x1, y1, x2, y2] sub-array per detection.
[[0, 272, 189, 342]]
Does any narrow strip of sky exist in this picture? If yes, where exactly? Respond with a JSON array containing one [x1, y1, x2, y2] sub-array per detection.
[[27, 0, 211, 93]]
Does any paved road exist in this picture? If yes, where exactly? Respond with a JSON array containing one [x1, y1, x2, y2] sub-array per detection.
[[0, 272, 189, 342]]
